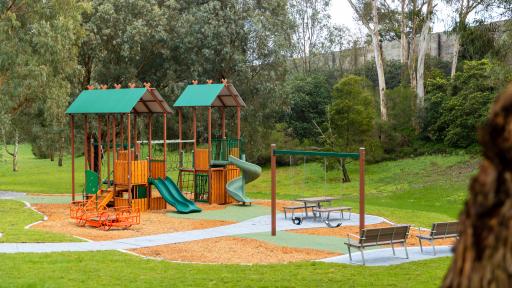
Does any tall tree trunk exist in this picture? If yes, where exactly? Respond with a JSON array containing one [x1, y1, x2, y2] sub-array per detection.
[[442, 84, 512, 287], [450, 34, 460, 78], [58, 133, 64, 167], [2, 128, 19, 172], [408, 0, 418, 89], [341, 158, 350, 183], [371, 0, 387, 121], [416, 0, 433, 108], [400, 0, 409, 83]]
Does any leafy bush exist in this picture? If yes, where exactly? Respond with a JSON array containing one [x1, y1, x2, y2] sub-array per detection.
[[283, 73, 331, 143], [355, 59, 404, 89], [381, 86, 417, 152], [425, 59, 512, 148]]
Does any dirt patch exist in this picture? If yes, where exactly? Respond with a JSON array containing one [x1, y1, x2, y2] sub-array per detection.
[[132, 236, 339, 264], [291, 223, 456, 247], [253, 200, 307, 212], [32, 203, 233, 241]]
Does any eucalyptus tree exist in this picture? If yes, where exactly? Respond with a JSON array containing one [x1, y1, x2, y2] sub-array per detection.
[[0, 0, 84, 170], [347, 0, 388, 121]]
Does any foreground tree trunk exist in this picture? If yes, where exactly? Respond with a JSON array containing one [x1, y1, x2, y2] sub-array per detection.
[[442, 84, 512, 287], [416, 0, 433, 108]]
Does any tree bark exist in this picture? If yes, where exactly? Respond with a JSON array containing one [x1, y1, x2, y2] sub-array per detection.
[[442, 84, 512, 287], [400, 0, 409, 83], [450, 34, 460, 78], [400, 0, 409, 65], [371, 0, 387, 121], [341, 158, 351, 183], [416, 0, 433, 108], [408, 0, 418, 89], [2, 129, 19, 172], [347, 0, 387, 121]]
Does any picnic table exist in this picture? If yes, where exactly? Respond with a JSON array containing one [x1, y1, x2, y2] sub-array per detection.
[[295, 196, 339, 217]]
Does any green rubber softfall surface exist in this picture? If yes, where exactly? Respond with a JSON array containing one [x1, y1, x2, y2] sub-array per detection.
[[167, 204, 270, 222], [237, 231, 349, 254]]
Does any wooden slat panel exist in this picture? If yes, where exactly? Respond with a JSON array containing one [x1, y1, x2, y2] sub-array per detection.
[[194, 149, 209, 170], [209, 169, 226, 204], [150, 161, 166, 179], [114, 160, 148, 185], [118, 150, 135, 161]]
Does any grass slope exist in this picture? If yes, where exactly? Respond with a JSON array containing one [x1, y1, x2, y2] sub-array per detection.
[[0, 145, 84, 194], [248, 153, 477, 227], [0, 251, 451, 288], [0, 200, 80, 243]]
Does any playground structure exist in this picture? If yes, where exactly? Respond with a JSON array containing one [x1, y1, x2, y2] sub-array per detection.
[[269, 145, 366, 235], [65, 81, 260, 229], [173, 82, 261, 205]]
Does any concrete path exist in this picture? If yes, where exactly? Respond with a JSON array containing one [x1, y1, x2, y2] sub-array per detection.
[[320, 245, 453, 266], [0, 213, 385, 253]]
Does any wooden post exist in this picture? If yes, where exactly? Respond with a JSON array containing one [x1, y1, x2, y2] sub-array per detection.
[[271, 144, 276, 236], [163, 112, 167, 173], [221, 107, 226, 138], [106, 115, 111, 187], [90, 130, 94, 173], [359, 147, 366, 232], [193, 108, 197, 151], [70, 115, 75, 201], [120, 114, 124, 150], [208, 107, 212, 204], [84, 115, 88, 176], [127, 113, 132, 204], [97, 116, 102, 186], [134, 114, 138, 159], [113, 116, 117, 162], [237, 106, 241, 139], [178, 109, 182, 153], [148, 114, 152, 161], [148, 113, 152, 204]]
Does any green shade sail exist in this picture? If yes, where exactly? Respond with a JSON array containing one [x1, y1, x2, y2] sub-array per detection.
[[174, 83, 246, 107], [65, 88, 172, 114]]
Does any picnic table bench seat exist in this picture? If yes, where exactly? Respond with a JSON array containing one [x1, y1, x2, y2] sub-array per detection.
[[312, 206, 352, 221], [345, 225, 411, 265], [417, 221, 459, 255], [283, 204, 317, 219]]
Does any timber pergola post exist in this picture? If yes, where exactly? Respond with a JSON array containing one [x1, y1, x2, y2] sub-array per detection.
[[269, 146, 366, 236]]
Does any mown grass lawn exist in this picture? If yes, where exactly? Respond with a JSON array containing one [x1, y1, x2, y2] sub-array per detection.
[[0, 200, 79, 243], [0, 144, 84, 194], [0, 251, 451, 288]]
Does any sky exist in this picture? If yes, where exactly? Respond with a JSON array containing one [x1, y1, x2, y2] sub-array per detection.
[[328, 0, 504, 34]]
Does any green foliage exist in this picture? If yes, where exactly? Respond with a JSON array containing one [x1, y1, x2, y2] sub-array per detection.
[[327, 75, 376, 151], [459, 21, 499, 61], [380, 86, 417, 153], [283, 73, 331, 142], [356, 59, 404, 89], [425, 59, 512, 148]]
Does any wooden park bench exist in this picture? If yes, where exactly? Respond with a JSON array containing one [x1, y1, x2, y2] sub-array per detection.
[[345, 225, 410, 265], [417, 221, 459, 255], [313, 206, 352, 221], [282, 204, 317, 219]]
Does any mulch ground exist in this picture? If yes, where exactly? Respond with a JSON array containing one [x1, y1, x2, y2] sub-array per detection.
[[291, 223, 456, 247], [32, 203, 233, 241], [131, 236, 339, 264]]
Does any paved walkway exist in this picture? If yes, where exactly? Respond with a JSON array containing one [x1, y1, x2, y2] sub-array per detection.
[[0, 213, 386, 253], [320, 245, 453, 266]]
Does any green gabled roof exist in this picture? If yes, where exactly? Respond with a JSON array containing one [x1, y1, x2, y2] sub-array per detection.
[[174, 83, 246, 107], [66, 88, 172, 114]]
